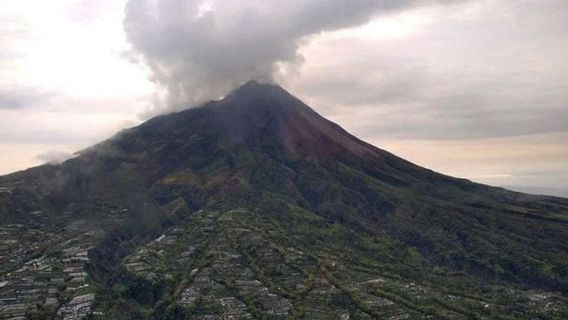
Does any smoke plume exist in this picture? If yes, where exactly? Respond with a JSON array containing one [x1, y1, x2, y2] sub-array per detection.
[[124, 0, 455, 113]]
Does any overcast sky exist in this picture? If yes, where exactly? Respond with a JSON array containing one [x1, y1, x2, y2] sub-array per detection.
[[1, 0, 567, 197]]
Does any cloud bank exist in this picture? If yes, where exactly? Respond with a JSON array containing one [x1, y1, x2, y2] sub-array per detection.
[[124, 0, 459, 113], [293, 1, 568, 140], [0, 87, 55, 109]]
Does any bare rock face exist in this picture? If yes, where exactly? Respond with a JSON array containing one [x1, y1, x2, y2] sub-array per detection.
[[1, 81, 568, 319]]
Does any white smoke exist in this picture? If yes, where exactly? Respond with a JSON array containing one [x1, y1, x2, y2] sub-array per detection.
[[124, 0, 460, 113], [36, 150, 74, 165]]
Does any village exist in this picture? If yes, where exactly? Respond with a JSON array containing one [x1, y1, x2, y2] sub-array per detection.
[[0, 224, 96, 320], [1, 206, 566, 319], [117, 210, 425, 319]]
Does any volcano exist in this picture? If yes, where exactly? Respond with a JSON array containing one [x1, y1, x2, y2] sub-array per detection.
[[1, 81, 568, 319]]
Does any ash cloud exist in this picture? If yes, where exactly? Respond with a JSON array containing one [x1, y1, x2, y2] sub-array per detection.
[[124, 0, 458, 114]]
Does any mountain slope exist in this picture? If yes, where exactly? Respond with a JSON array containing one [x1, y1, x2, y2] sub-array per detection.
[[1, 81, 568, 319]]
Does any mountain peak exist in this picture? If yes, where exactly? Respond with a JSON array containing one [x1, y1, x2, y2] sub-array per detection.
[[203, 81, 381, 160], [220, 80, 300, 112], [228, 80, 285, 96], [231, 80, 273, 92]]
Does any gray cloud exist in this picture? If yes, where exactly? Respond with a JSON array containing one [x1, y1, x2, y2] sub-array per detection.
[[293, 0, 568, 140], [124, 0, 461, 114], [0, 88, 55, 109]]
